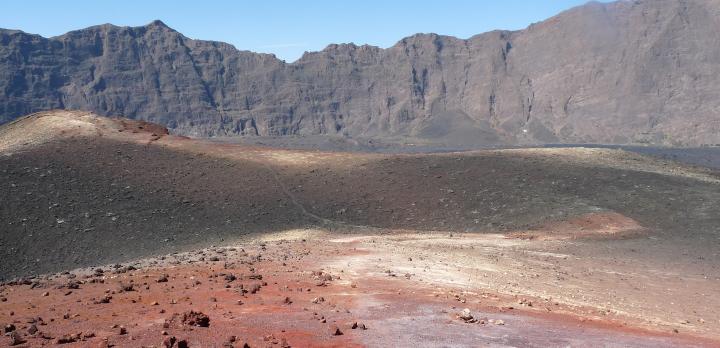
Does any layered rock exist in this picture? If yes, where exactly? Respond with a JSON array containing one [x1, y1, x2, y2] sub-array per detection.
[[1, 0, 720, 145]]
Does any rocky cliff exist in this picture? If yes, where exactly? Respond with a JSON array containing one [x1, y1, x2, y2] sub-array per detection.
[[2, 0, 720, 146]]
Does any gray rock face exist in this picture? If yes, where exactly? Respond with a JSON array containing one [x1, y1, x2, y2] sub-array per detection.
[[2, 0, 720, 146]]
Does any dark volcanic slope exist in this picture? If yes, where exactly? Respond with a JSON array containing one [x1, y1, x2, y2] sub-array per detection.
[[2, 112, 720, 279], [0, 137, 312, 279], [2, 0, 720, 146]]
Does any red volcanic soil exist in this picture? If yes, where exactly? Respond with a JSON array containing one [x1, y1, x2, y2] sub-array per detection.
[[1, 235, 716, 348], [116, 119, 169, 137], [506, 212, 648, 240], [3, 111, 720, 346]]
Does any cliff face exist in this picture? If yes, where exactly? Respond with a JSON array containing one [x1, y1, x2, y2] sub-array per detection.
[[2, 0, 720, 146]]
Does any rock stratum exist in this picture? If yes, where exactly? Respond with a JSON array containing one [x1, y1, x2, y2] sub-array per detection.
[[2, 0, 720, 146]]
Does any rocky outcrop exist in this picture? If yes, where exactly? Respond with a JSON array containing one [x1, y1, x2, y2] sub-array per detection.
[[2, 0, 720, 146]]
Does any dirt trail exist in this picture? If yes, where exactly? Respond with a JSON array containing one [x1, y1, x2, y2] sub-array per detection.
[[261, 162, 339, 228]]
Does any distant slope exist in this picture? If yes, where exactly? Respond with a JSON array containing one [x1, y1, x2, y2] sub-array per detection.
[[1, 0, 720, 146]]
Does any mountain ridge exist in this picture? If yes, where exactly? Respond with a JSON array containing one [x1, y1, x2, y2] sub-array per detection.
[[2, 0, 720, 146]]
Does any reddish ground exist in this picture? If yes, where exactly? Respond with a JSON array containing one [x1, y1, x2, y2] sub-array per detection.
[[506, 212, 648, 240], [3, 111, 720, 347], [1, 233, 717, 348]]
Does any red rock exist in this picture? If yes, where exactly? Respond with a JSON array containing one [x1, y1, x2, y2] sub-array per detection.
[[55, 334, 79, 344], [168, 311, 210, 328]]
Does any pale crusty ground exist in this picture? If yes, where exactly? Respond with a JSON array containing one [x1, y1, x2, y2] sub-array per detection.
[[2, 229, 718, 347]]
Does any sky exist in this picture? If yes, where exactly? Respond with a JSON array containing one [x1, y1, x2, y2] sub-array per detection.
[[0, 0, 605, 62]]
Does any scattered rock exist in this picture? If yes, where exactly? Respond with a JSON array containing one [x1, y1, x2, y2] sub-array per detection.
[[37, 331, 53, 340], [331, 324, 343, 336], [162, 336, 177, 348], [169, 311, 210, 328], [312, 271, 333, 282], [248, 283, 262, 294], [4, 324, 16, 333], [263, 334, 277, 343], [55, 334, 80, 344], [223, 335, 242, 348], [458, 308, 474, 322], [94, 295, 112, 304], [27, 324, 37, 335], [8, 331, 26, 346]]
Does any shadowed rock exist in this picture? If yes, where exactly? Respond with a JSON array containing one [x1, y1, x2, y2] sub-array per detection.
[[1, 1, 720, 146]]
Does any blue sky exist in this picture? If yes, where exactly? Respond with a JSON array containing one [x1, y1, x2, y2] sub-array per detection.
[[1, 0, 604, 62]]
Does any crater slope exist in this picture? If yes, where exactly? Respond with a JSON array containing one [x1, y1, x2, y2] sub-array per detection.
[[1, 111, 720, 345]]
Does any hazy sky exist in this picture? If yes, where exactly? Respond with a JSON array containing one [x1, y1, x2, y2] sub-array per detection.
[[1, 0, 604, 62]]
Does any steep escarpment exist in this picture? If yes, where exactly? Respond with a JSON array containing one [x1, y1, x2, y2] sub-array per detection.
[[2, 0, 720, 145]]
